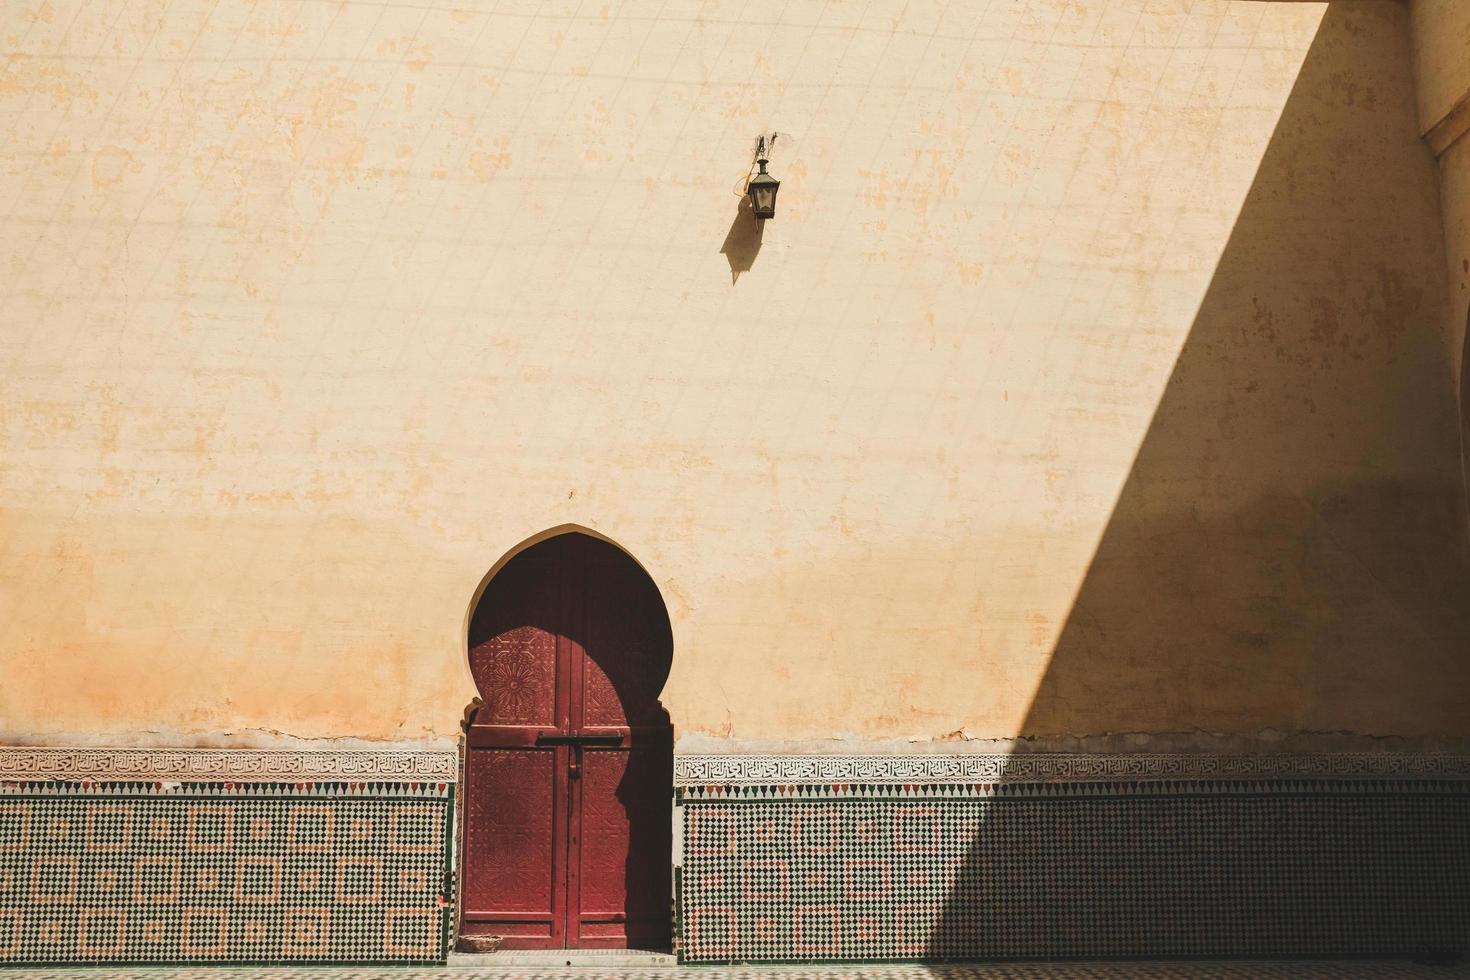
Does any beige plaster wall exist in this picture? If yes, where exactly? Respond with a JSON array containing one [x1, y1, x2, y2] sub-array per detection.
[[2, 0, 1466, 746]]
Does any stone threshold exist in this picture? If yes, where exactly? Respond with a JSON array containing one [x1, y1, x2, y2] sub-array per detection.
[[448, 949, 677, 967]]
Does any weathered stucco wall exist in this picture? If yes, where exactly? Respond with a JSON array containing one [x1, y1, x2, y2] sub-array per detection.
[[1409, 0, 1470, 544], [1409, 0, 1470, 139], [2, 1, 1466, 745], [1445, 134, 1470, 532]]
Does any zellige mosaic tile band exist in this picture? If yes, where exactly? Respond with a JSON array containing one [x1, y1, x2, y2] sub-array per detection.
[[0, 785, 453, 965], [677, 785, 1470, 962]]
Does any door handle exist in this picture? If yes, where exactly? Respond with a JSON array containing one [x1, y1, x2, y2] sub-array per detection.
[[534, 733, 625, 746]]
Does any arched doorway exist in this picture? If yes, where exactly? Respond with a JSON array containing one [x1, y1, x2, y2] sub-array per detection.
[[460, 532, 673, 950]]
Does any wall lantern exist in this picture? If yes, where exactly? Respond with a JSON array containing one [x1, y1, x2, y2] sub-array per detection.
[[747, 136, 780, 220]]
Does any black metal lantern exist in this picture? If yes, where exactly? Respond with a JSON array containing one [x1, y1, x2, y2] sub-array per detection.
[[747, 157, 780, 220]]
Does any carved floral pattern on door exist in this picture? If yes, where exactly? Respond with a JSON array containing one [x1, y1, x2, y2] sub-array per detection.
[[476, 629, 556, 725]]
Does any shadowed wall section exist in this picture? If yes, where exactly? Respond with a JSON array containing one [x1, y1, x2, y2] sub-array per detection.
[[927, 3, 1470, 961], [1022, 2, 1470, 741], [1461, 299, 1470, 539]]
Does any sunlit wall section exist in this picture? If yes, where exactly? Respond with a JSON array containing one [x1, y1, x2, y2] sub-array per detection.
[[0, 1, 1460, 744]]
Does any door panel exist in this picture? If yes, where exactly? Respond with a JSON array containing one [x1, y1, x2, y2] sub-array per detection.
[[473, 626, 559, 726], [581, 652, 628, 728], [580, 557, 670, 729], [467, 555, 567, 730], [462, 747, 565, 944], [462, 553, 571, 949], [576, 743, 673, 946], [576, 748, 630, 938]]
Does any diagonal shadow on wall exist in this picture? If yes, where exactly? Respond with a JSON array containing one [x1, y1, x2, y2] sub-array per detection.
[[929, 3, 1470, 960]]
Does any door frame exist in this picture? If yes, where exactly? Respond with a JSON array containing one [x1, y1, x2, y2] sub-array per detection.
[[454, 525, 676, 952]]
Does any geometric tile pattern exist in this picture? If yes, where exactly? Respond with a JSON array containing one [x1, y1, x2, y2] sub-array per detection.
[[0, 963, 1461, 980], [0, 784, 452, 964], [677, 781, 1470, 962]]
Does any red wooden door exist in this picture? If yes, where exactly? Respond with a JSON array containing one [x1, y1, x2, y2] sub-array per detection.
[[461, 534, 673, 950]]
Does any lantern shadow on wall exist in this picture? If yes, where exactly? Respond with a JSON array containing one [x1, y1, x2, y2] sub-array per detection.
[[720, 195, 763, 284]]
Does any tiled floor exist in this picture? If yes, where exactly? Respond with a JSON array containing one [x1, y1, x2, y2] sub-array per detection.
[[0, 962, 1467, 979]]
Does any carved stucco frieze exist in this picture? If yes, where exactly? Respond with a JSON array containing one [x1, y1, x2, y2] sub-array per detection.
[[673, 753, 1470, 786], [0, 746, 458, 783]]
